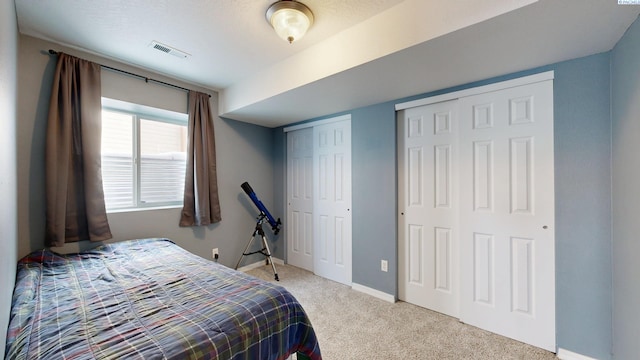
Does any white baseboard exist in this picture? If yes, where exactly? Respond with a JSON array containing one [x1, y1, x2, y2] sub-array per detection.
[[351, 282, 396, 303], [557, 348, 600, 360], [237, 257, 285, 272], [240, 261, 396, 304]]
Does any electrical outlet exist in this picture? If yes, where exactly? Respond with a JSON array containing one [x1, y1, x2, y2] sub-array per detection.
[[212, 248, 219, 260], [381, 259, 388, 272]]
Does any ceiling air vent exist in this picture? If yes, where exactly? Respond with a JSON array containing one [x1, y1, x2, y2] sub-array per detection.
[[149, 41, 190, 59]]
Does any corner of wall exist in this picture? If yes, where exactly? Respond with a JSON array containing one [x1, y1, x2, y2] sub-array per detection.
[[0, 0, 19, 354], [610, 14, 640, 360]]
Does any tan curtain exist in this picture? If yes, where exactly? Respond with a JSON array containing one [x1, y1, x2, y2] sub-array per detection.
[[45, 53, 112, 246], [180, 91, 222, 226]]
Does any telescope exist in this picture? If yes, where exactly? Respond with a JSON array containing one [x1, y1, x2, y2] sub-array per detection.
[[236, 181, 281, 280], [241, 182, 281, 235]]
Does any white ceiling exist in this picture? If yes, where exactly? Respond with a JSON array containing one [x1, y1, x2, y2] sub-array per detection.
[[14, 0, 640, 128]]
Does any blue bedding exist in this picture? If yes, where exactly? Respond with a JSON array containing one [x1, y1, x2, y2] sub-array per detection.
[[5, 238, 321, 359]]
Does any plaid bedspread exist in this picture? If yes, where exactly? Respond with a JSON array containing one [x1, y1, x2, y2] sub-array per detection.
[[5, 238, 321, 360]]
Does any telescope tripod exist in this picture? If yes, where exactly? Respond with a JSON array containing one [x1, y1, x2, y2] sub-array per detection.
[[235, 214, 279, 281]]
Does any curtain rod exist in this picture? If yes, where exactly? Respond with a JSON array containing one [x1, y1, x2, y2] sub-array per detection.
[[48, 49, 211, 98]]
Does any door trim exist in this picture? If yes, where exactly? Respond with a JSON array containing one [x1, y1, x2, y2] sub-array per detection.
[[283, 114, 351, 133], [395, 71, 554, 111]]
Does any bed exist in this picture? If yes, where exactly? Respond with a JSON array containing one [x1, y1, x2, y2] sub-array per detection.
[[5, 238, 321, 360]]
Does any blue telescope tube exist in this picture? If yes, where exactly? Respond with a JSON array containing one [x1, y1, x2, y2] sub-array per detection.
[[241, 182, 281, 234]]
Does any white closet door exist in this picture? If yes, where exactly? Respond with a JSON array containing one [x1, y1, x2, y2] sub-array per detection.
[[313, 119, 352, 285], [287, 127, 314, 271], [458, 80, 555, 351], [398, 100, 459, 318]]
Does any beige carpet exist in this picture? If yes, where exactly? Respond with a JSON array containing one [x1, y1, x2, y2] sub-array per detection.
[[246, 264, 558, 360]]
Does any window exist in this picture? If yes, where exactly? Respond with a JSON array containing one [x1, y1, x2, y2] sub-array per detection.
[[101, 98, 188, 211]]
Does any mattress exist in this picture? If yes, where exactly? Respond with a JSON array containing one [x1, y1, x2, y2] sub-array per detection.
[[5, 238, 321, 360]]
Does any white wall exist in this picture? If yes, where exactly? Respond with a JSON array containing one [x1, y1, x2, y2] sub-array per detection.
[[0, 0, 18, 353], [17, 35, 278, 267], [611, 15, 640, 360]]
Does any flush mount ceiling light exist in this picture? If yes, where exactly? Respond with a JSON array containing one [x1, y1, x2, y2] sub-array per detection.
[[266, 0, 314, 44]]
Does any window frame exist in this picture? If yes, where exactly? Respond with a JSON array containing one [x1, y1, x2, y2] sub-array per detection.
[[101, 98, 189, 212]]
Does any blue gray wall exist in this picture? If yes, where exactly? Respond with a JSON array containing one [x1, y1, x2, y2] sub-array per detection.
[[274, 52, 614, 358], [350, 104, 398, 294], [553, 53, 612, 360], [611, 16, 640, 360], [0, 0, 18, 354]]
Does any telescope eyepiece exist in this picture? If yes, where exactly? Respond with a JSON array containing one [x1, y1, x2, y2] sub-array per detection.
[[272, 218, 282, 235]]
